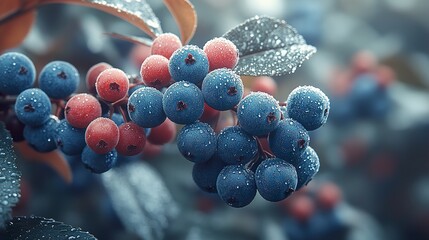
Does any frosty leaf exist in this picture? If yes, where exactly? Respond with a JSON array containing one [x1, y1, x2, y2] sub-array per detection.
[[0, 123, 21, 228], [0, 216, 96, 239], [39, 0, 163, 38], [222, 15, 316, 76], [101, 161, 178, 240], [106, 32, 153, 46], [164, 0, 197, 45]]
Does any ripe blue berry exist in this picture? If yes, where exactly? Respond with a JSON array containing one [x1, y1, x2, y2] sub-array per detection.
[[55, 119, 86, 155], [81, 146, 117, 174], [163, 81, 204, 124], [287, 86, 330, 131], [237, 92, 281, 136], [128, 86, 166, 128], [202, 68, 243, 111], [177, 122, 216, 163], [255, 158, 298, 202], [192, 154, 226, 193], [294, 146, 320, 190], [217, 126, 258, 165], [14, 88, 52, 126], [39, 61, 79, 99], [349, 73, 383, 118], [268, 118, 309, 162], [169, 45, 209, 85], [23, 115, 59, 152], [216, 164, 257, 208], [0, 52, 36, 95]]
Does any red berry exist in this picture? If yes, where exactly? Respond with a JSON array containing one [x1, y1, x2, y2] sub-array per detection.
[[130, 44, 152, 69], [287, 195, 315, 222], [86, 62, 112, 94], [85, 117, 119, 154], [316, 182, 342, 210], [351, 51, 377, 75], [199, 103, 220, 123], [140, 55, 171, 89], [116, 122, 146, 156], [375, 65, 395, 87], [96, 68, 129, 102], [65, 93, 102, 128], [147, 118, 176, 145], [151, 33, 182, 59], [141, 142, 162, 158], [203, 37, 239, 71], [251, 76, 277, 96]]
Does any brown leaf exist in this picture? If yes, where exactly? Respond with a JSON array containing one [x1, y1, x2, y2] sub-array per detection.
[[163, 0, 197, 45], [14, 142, 73, 183], [40, 0, 162, 39], [0, 0, 21, 19], [0, 10, 36, 53]]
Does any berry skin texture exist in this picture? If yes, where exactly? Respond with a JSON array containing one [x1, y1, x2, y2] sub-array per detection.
[[192, 154, 226, 193], [116, 122, 147, 156], [268, 118, 310, 162], [14, 88, 52, 127], [168, 45, 209, 85], [140, 55, 171, 89], [177, 122, 216, 163], [23, 115, 59, 152], [163, 81, 204, 124], [294, 146, 320, 190], [65, 93, 102, 129], [128, 86, 166, 128], [147, 118, 176, 145], [0, 52, 36, 95], [202, 68, 244, 111], [217, 126, 257, 165], [39, 61, 79, 99], [96, 68, 129, 102], [151, 33, 183, 59], [237, 92, 281, 136], [55, 119, 86, 155], [255, 158, 298, 202], [203, 37, 239, 71], [85, 117, 119, 154], [86, 62, 112, 94], [287, 85, 330, 131], [216, 164, 257, 208], [81, 146, 117, 174]]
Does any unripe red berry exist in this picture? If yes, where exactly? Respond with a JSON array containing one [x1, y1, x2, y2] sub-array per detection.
[[203, 37, 239, 71], [96, 68, 129, 102], [151, 33, 182, 59], [140, 55, 171, 89], [65, 93, 102, 129]]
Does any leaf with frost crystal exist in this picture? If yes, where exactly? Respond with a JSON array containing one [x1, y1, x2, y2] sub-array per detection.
[[223, 16, 316, 76], [0, 123, 21, 228], [0, 216, 96, 239], [101, 161, 178, 240]]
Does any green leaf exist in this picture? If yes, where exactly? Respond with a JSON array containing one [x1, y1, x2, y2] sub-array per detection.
[[0, 216, 96, 239], [223, 16, 316, 76], [0, 122, 21, 228]]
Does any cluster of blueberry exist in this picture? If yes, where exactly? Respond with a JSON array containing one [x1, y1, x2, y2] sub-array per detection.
[[1, 32, 329, 208]]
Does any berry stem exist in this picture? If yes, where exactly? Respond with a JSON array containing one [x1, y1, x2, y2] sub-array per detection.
[[246, 137, 267, 172], [117, 105, 129, 123]]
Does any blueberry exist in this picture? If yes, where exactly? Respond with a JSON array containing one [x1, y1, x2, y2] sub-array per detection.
[[217, 126, 258, 165], [202, 68, 243, 110], [39, 61, 79, 99], [216, 164, 257, 208], [128, 84, 144, 96], [55, 119, 86, 155], [255, 158, 298, 202], [177, 122, 216, 163], [268, 118, 310, 162], [128, 86, 166, 128], [23, 115, 59, 152], [169, 45, 209, 85], [349, 73, 380, 118], [294, 146, 320, 190], [81, 146, 117, 174], [0, 52, 36, 95], [192, 153, 226, 193], [287, 86, 330, 131], [237, 92, 281, 136], [163, 81, 204, 124], [14, 88, 52, 126]]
